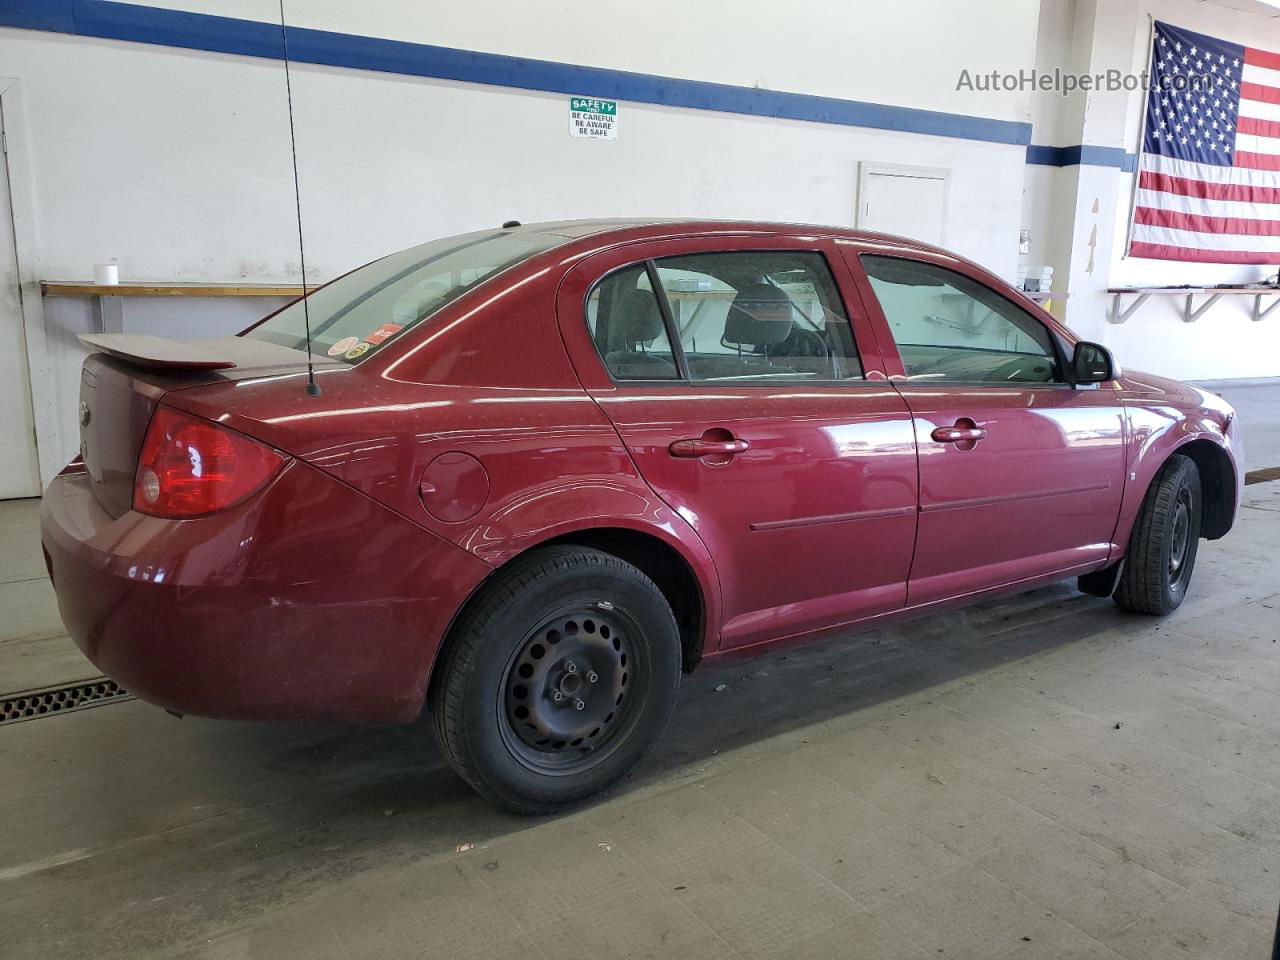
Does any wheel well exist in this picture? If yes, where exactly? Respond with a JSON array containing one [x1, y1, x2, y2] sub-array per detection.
[[1174, 439, 1236, 540], [534, 529, 707, 672]]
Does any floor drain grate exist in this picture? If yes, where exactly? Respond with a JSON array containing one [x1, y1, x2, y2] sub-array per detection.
[[0, 679, 133, 726]]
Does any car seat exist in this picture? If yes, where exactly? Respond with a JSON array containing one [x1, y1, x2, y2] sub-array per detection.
[[603, 290, 678, 380]]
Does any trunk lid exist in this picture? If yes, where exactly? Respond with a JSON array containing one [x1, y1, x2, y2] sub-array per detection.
[[76, 335, 334, 517]]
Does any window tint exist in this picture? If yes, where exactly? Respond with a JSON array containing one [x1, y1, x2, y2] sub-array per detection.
[[586, 264, 679, 381], [861, 256, 1059, 384], [653, 251, 862, 382]]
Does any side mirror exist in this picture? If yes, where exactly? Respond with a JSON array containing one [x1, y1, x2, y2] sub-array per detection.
[[1072, 341, 1114, 384]]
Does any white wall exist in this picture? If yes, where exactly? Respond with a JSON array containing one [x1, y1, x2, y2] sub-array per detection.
[[1, 0, 1040, 478], [3, 0, 1040, 283], [1025, 0, 1079, 149], [1018, 0, 1080, 317], [147, 0, 1039, 123]]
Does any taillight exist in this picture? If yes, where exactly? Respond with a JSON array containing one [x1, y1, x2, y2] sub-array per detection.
[[133, 407, 287, 518]]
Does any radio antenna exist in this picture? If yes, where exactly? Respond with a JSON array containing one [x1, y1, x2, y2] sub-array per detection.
[[278, 0, 320, 396]]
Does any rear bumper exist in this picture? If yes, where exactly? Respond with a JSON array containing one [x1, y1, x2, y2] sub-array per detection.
[[40, 461, 491, 724]]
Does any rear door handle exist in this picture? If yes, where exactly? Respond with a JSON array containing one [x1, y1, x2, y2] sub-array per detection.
[[931, 421, 987, 444], [669, 438, 750, 458]]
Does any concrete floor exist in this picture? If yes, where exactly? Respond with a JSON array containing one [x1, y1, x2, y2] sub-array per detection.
[[3, 404, 1279, 959]]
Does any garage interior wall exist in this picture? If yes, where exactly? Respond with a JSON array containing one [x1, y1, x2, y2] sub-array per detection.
[[1105, 0, 1280, 380], [0, 0, 1276, 484], [1022, 0, 1280, 383]]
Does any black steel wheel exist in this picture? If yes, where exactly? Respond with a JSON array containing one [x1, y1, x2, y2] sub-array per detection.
[[1115, 454, 1202, 615], [1167, 483, 1194, 590], [499, 603, 646, 773], [431, 546, 681, 814]]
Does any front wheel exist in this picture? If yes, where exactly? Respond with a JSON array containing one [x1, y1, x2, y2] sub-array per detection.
[[430, 546, 681, 814], [1114, 454, 1202, 615]]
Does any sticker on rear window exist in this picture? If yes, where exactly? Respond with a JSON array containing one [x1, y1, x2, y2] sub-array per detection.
[[328, 335, 360, 357], [344, 343, 371, 360], [364, 323, 402, 346]]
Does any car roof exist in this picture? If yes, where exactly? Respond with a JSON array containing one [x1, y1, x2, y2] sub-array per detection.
[[508, 218, 952, 258]]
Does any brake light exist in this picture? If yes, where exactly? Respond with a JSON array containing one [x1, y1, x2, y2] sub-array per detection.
[[133, 407, 287, 518]]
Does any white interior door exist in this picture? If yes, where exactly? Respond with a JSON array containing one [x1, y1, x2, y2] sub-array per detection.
[[857, 162, 950, 246], [0, 102, 40, 499]]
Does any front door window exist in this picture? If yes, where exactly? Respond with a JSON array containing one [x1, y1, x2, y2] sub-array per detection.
[[861, 255, 1059, 384]]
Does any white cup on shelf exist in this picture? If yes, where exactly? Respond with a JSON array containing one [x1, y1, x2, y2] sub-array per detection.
[[93, 262, 119, 285]]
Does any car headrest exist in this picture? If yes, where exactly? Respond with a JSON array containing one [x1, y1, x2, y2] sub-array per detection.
[[612, 290, 666, 346], [724, 284, 794, 347]]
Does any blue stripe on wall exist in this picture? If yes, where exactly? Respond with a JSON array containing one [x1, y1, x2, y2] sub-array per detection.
[[0, 0, 1033, 147], [0, 0, 74, 31], [1026, 143, 1138, 170]]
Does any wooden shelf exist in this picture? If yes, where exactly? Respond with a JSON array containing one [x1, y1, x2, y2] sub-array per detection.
[[1106, 285, 1280, 294], [1106, 286, 1280, 324], [41, 280, 305, 298]]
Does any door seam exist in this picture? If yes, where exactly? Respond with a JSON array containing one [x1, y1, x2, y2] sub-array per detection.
[[890, 380, 925, 605]]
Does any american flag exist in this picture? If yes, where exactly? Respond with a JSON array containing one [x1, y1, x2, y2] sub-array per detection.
[[1131, 20, 1280, 264]]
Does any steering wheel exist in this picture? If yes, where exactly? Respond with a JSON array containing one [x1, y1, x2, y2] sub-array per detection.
[[779, 328, 828, 358]]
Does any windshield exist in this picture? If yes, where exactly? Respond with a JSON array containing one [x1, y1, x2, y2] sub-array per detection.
[[243, 228, 566, 362]]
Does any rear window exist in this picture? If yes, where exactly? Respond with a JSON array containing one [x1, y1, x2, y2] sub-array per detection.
[[243, 229, 566, 362]]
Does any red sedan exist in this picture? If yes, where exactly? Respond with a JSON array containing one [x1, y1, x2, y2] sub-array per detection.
[[41, 220, 1243, 812]]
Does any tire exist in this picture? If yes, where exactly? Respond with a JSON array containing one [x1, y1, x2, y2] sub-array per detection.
[[430, 546, 681, 814], [1114, 454, 1202, 616]]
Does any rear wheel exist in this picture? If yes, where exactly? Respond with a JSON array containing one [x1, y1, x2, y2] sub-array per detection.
[[1114, 454, 1201, 615], [431, 546, 680, 814]]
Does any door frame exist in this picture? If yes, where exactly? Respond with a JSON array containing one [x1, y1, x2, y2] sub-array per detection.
[[0, 77, 56, 490]]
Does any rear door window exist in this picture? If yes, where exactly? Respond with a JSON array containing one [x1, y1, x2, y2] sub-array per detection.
[[584, 250, 864, 384], [654, 251, 863, 383], [586, 265, 680, 381]]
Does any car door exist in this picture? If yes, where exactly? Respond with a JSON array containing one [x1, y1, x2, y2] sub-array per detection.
[[556, 235, 918, 650], [839, 240, 1127, 606]]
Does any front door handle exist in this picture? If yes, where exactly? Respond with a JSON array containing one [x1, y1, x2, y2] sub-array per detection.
[[931, 420, 987, 445], [669, 438, 750, 458]]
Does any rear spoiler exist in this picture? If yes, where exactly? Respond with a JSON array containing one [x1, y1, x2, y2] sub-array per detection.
[[77, 334, 328, 373], [78, 334, 238, 370]]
